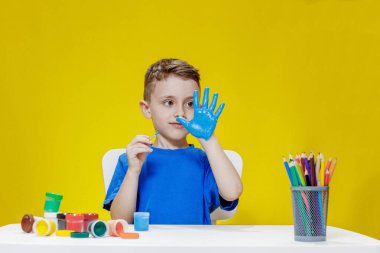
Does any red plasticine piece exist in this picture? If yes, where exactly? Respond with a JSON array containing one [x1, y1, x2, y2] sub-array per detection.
[[119, 232, 139, 239], [116, 222, 124, 234]]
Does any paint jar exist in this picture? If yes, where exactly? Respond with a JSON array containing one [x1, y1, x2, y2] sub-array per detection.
[[32, 216, 44, 233], [66, 214, 84, 232], [35, 218, 56, 236], [88, 220, 108, 238], [43, 192, 63, 212], [83, 213, 98, 232], [107, 219, 128, 237], [134, 212, 150, 231], [57, 213, 71, 230], [21, 214, 35, 233], [44, 212, 58, 228]]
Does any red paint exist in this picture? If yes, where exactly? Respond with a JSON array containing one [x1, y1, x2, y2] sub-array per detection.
[[82, 213, 98, 232], [66, 214, 84, 232]]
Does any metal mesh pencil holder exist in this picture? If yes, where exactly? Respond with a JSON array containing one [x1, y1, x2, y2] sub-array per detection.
[[290, 186, 329, 242]]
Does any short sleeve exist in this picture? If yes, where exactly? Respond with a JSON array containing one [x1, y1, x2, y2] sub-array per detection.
[[103, 154, 128, 211], [202, 152, 239, 213]]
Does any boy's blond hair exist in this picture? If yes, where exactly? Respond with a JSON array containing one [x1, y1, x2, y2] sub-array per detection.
[[144, 59, 200, 102]]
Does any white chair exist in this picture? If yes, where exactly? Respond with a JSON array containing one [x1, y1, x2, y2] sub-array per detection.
[[102, 149, 243, 223]]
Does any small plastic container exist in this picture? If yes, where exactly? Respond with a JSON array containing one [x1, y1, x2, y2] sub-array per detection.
[[21, 214, 35, 233], [57, 213, 71, 230], [107, 219, 128, 237], [43, 192, 63, 212], [88, 220, 108, 238], [134, 212, 150, 231], [44, 212, 58, 228], [66, 214, 84, 232], [32, 216, 44, 233], [83, 213, 98, 232], [35, 218, 56, 236]]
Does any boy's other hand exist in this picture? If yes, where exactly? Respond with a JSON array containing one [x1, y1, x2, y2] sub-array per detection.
[[176, 87, 225, 140], [126, 135, 153, 173]]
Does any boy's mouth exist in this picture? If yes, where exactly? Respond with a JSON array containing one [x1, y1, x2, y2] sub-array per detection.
[[169, 122, 184, 129]]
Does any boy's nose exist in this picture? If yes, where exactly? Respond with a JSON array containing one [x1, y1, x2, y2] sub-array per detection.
[[174, 106, 185, 118]]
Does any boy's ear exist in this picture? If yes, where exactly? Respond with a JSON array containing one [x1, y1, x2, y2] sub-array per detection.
[[139, 100, 151, 119]]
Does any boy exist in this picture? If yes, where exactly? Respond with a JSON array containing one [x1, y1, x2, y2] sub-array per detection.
[[103, 59, 243, 224]]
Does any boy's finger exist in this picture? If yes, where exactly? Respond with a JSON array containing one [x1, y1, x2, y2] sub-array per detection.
[[127, 143, 150, 153], [209, 93, 218, 112], [193, 90, 200, 109], [202, 87, 209, 109], [214, 102, 225, 120], [176, 117, 190, 128], [132, 147, 153, 155], [132, 143, 151, 149], [130, 136, 151, 145]]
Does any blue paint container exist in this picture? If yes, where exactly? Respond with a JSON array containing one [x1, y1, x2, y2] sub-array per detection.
[[133, 212, 150, 231]]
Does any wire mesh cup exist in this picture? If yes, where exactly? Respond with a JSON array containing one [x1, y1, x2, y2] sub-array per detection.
[[290, 186, 329, 242]]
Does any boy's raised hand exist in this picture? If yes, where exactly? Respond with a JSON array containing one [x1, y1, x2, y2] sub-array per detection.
[[176, 87, 225, 140], [126, 135, 153, 173]]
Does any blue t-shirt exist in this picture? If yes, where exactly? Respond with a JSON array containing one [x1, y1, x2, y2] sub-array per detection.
[[103, 144, 238, 224]]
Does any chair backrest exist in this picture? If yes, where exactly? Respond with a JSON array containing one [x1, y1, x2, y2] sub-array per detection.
[[102, 148, 243, 222]]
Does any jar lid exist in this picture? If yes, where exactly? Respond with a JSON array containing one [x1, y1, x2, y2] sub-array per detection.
[[57, 213, 72, 219], [45, 192, 63, 200], [21, 214, 34, 233], [120, 231, 139, 239], [66, 214, 84, 221], [82, 213, 98, 220], [134, 212, 150, 217], [71, 232, 89, 238], [56, 230, 73, 237]]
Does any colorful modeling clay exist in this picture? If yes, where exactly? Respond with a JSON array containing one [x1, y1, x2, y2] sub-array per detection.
[[35, 218, 56, 236], [66, 214, 84, 232], [107, 219, 128, 237], [21, 214, 35, 233], [119, 231, 140, 239], [134, 212, 149, 231], [43, 192, 63, 212], [88, 220, 108, 238], [83, 213, 98, 232]]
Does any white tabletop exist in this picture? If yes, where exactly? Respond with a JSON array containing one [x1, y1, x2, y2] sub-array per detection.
[[0, 224, 379, 253]]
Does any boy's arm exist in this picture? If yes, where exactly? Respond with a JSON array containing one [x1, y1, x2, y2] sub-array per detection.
[[199, 134, 243, 201], [110, 135, 152, 223], [110, 170, 139, 224]]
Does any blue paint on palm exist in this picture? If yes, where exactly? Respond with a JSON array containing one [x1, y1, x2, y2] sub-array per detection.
[[176, 87, 225, 140]]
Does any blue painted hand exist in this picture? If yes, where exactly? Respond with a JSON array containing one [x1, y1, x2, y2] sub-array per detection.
[[176, 87, 225, 140]]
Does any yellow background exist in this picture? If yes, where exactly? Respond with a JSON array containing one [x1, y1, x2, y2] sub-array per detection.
[[1, 0, 379, 239]]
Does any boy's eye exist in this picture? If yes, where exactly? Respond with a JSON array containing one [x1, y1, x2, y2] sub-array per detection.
[[186, 101, 194, 108], [163, 100, 174, 107]]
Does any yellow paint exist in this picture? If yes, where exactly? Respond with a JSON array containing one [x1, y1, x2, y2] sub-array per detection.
[[36, 220, 48, 236], [36, 219, 56, 236], [1, 0, 379, 240]]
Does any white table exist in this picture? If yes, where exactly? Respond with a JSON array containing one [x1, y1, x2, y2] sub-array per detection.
[[0, 224, 379, 253]]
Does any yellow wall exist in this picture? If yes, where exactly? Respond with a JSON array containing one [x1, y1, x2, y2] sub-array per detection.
[[1, 0, 379, 239]]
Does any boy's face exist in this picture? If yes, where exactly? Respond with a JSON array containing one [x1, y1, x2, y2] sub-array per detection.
[[141, 75, 199, 142]]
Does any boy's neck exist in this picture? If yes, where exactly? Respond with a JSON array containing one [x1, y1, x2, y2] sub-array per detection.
[[153, 135, 189, 149]]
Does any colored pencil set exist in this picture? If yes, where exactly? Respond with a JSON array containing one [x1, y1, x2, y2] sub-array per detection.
[[283, 152, 337, 187], [283, 152, 337, 241]]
